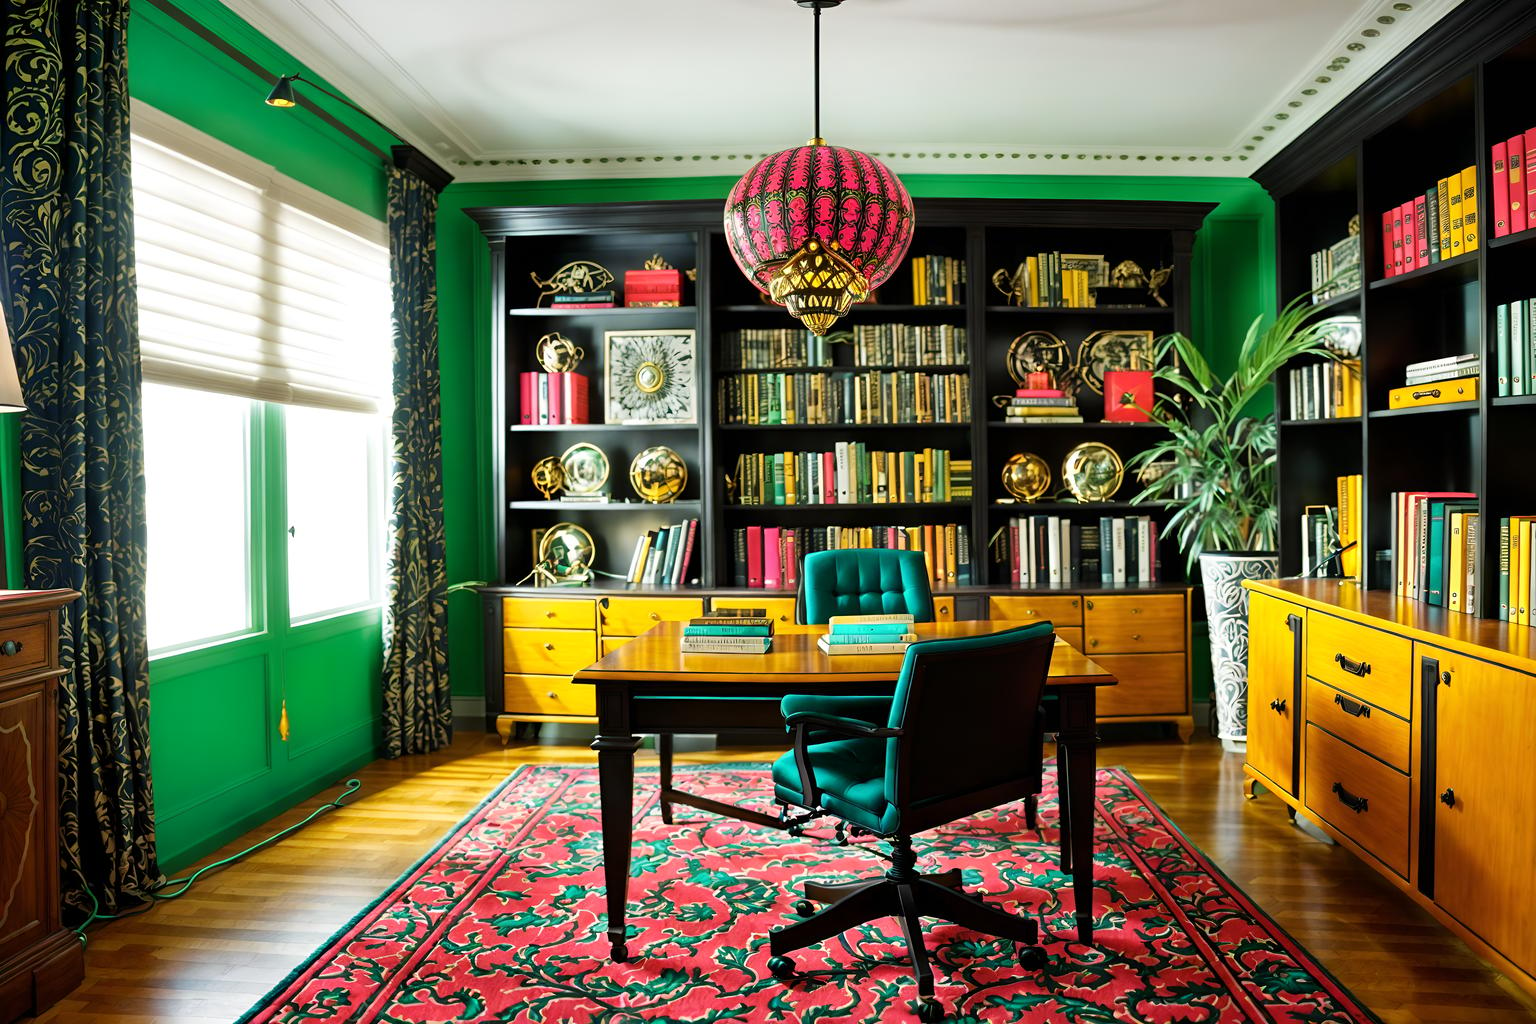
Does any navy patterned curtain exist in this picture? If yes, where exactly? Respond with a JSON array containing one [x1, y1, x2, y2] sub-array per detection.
[[1, 1, 159, 914], [382, 164, 450, 756]]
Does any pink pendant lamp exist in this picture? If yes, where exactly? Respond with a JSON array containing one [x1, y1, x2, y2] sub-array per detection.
[[722, 1, 914, 336]]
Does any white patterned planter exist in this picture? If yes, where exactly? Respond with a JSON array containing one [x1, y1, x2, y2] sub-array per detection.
[[1200, 551, 1279, 752]]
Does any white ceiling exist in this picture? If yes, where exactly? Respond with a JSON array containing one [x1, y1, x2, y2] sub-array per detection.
[[221, 0, 1464, 182]]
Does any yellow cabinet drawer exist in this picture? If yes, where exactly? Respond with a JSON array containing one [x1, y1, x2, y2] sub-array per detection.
[[711, 596, 798, 625], [503, 628, 597, 676], [989, 594, 1082, 626], [1055, 626, 1084, 651], [600, 596, 704, 636], [1306, 612, 1411, 718], [1304, 723, 1410, 877], [502, 597, 595, 630], [503, 674, 595, 717], [1307, 677, 1410, 773], [1083, 594, 1184, 653], [1089, 653, 1188, 717], [0, 613, 52, 681]]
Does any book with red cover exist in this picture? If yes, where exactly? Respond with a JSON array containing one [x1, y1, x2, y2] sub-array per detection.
[[564, 372, 590, 424], [745, 525, 764, 588], [1103, 369, 1153, 422], [822, 451, 836, 504], [548, 372, 563, 423], [519, 372, 535, 425], [782, 529, 799, 591], [763, 526, 781, 588], [1525, 129, 1536, 236], [678, 517, 698, 584], [1414, 194, 1429, 266], [1014, 388, 1065, 398], [1388, 208, 1400, 276], [1493, 140, 1511, 237], [1009, 519, 1021, 584], [549, 302, 614, 309], [1400, 200, 1416, 273], [1510, 134, 1527, 233]]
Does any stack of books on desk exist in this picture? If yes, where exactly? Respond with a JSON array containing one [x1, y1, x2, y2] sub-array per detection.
[[816, 613, 917, 655], [679, 614, 774, 654]]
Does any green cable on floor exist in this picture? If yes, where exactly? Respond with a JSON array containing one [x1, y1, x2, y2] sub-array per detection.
[[72, 778, 363, 947]]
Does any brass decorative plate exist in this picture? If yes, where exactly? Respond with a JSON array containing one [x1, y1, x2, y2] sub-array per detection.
[[1061, 442, 1124, 502], [559, 442, 609, 495], [1006, 330, 1071, 388], [1079, 330, 1154, 395], [629, 446, 687, 503], [1001, 452, 1051, 502]]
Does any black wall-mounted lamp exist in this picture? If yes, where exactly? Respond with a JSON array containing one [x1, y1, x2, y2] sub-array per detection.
[[264, 73, 453, 191]]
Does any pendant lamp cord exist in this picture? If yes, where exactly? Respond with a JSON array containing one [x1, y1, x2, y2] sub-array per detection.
[[813, 4, 821, 140]]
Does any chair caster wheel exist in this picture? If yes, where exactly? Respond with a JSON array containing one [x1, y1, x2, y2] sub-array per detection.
[[1017, 944, 1048, 970], [767, 954, 795, 979], [793, 899, 815, 917], [916, 998, 946, 1022]]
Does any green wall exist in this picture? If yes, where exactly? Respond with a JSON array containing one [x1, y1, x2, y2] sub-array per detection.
[[436, 174, 1276, 709], [127, 0, 395, 871]]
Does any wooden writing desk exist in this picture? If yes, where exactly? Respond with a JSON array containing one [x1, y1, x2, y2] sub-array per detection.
[[573, 619, 1117, 960]]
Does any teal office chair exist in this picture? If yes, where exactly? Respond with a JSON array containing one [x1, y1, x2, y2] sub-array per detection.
[[795, 548, 935, 625], [765, 622, 1056, 1022]]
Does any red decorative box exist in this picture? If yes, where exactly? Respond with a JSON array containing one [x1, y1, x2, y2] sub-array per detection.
[[624, 269, 683, 307], [1103, 369, 1153, 422]]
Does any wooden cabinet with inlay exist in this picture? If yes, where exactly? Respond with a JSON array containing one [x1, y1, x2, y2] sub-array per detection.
[[0, 590, 80, 1024], [1242, 578, 1536, 1002]]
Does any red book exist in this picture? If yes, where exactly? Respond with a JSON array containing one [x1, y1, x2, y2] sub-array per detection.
[[822, 452, 835, 504], [519, 372, 535, 425], [1382, 209, 1396, 277], [1399, 200, 1416, 273], [549, 302, 614, 309], [1392, 203, 1406, 274], [745, 525, 764, 588], [567, 373, 589, 424], [763, 526, 781, 588], [1009, 519, 1021, 584], [1414, 194, 1429, 265], [1510, 134, 1527, 233], [1525, 129, 1536, 235], [548, 371, 563, 424], [782, 529, 798, 591], [1493, 140, 1511, 237], [1148, 519, 1159, 582], [1014, 388, 1065, 398], [677, 518, 698, 585]]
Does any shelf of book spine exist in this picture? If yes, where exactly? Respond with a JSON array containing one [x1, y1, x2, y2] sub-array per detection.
[[728, 523, 973, 590], [992, 513, 1161, 587], [716, 370, 971, 426], [729, 447, 971, 507]]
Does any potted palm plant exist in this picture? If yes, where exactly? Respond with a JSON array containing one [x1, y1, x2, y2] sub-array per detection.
[[1128, 295, 1349, 751]]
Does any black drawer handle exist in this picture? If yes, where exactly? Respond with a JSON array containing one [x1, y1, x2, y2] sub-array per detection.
[[1269, 697, 1287, 713], [1332, 781, 1369, 814], [1439, 788, 1456, 808], [1412, 388, 1441, 400], [0, 640, 22, 656], [1333, 693, 1371, 718], [1334, 652, 1371, 677]]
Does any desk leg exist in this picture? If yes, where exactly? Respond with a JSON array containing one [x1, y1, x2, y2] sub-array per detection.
[[592, 684, 641, 962], [1058, 687, 1098, 945]]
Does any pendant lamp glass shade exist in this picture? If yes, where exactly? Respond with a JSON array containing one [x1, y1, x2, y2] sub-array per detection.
[[0, 309, 26, 412]]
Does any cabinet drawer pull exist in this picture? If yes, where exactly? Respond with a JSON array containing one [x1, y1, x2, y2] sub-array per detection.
[[1088, 638, 1098, 648], [1412, 388, 1441, 400], [1333, 693, 1371, 718], [0, 640, 22, 656], [1439, 787, 1456, 808], [544, 642, 555, 650], [1130, 633, 1142, 641], [649, 612, 660, 621], [1334, 652, 1371, 677], [1269, 697, 1287, 713], [545, 610, 556, 618], [1331, 781, 1369, 814], [1024, 609, 1037, 616], [1131, 607, 1142, 615], [1085, 599, 1094, 610], [938, 605, 951, 616]]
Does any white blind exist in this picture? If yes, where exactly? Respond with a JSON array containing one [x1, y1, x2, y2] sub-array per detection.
[[130, 102, 391, 414]]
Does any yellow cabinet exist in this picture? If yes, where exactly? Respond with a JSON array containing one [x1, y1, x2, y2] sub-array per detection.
[[1083, 594, 1184, 653], [988, 594, 1082, 626], [1246, 592, 1302, 799], [599, 596, 704, 636]]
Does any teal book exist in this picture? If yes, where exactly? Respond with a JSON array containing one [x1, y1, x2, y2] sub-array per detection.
[[1426, 500, 1449, 605], [772, 454, 786, 505], [823, 632, 917, 644], [828, 622, 915, 635], [683, 624, 772, 637], [1516, 301, 1529, 397], [1498, 302, 1510, 397]]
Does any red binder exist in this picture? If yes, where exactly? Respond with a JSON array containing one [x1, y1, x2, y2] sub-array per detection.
[[1510, 134, 1527, 233], [745, 525, 764, 588], [1493, 140, 1510, 237]]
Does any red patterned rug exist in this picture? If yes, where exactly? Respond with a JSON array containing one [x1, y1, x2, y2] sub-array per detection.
[[239, 763, 1376, 1023]]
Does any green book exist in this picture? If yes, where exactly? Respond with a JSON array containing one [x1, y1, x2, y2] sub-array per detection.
[[772, 454, 786, 505], [682, 624, 772, 637], [1515, 302, 1528, 397], [1498, 302, 1510, 397]]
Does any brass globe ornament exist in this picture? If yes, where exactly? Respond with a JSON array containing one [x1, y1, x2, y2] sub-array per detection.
[[1062, 442, 1125, 502], [530, 456, 565, 499], [536, 522, 596, 584], [629, 446, 688, 504], [1001, 453, 1051, 502], [535, 332, 584, 373]]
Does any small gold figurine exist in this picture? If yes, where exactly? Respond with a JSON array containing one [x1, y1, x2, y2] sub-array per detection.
[[529, 260, 615, 307], [530, 456, 565, 499], [990, 264, 1028, 306], [642, 252, 697, 282], [1146, 266, 1174, 308]]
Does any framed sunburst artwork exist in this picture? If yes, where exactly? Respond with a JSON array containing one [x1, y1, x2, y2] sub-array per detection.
[[603, 329, 697, 425]]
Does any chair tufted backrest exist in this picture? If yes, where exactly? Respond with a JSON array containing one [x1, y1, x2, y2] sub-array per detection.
[[798, 549, 935, 625]]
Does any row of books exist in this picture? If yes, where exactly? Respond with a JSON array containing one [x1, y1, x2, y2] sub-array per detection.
[[718, 329, 833, 370], [623, 518, 699, 586], [730, 523, 973, 589], [516, 371, 591, 425], [1001, 385, 1083, 424], [992, 515, 1159, 586], [716, 371, 971, 426], [911, 254, 965, 306], [1391, 491, 1477, 611], [847, 324, 968, 366], [817, 613, 918, 656], [1490, 130, 1536, 238], [1498, 518, 1536, 623], [679, 612, 774, 655], [1308, 232, 1362, 302], [1286, 359, 1361, 420], [1014, 252, 1108, 308], [1494, 297, 1536, 396], [731, 447, 971, 506], [1292, 475, 1362, 580], [1380, 167, 1478, 278]]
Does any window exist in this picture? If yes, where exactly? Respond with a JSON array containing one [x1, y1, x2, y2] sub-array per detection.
[[143, 383, 255, 650], [131, 102, 391, 653]]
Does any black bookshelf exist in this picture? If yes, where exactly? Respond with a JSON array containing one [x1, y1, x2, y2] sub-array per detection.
[[469, 198, 1212, 592]]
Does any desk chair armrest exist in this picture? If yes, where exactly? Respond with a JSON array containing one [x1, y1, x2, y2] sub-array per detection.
[[787, 713, 903, 810]]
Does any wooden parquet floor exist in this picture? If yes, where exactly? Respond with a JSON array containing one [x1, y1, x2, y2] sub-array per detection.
[[27, 730, 1536, 1024]]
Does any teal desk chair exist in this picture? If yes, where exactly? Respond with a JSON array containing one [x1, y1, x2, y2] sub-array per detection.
[[765, 622, 1056, 1021], [795, 548, 935, 625]]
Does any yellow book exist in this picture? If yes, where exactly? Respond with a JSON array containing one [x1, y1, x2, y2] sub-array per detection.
[[1437, 176, 1453, 259], [1449, 511, 1466, 612], [946, 525, 958, 581], [784, 451, 796, 505], [1517, 519, 1532, 625], [630, 532, 652, 584], [1461, 165, 1479, 253], [1448, 170, 1465, 256], [1337, 475, 1356, 581]]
